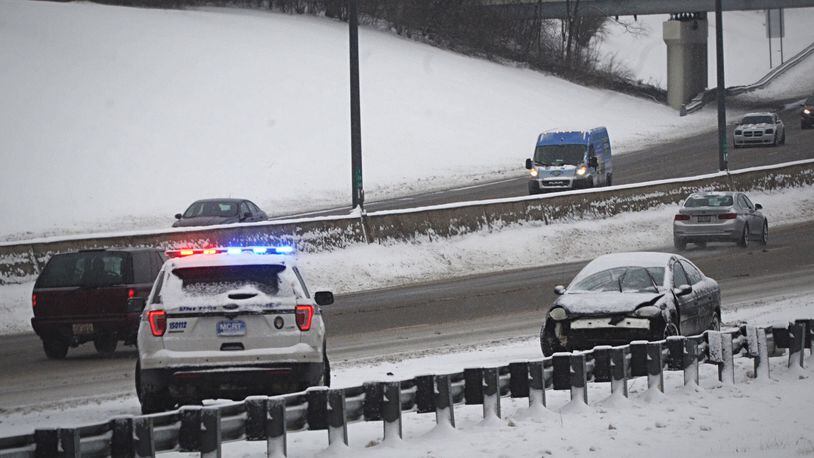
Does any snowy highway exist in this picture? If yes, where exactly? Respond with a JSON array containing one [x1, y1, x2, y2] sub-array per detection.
[[1, 220, 812, 415]]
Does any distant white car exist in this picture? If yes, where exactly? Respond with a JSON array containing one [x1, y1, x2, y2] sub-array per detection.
[[733, 112, 785, 148], [134, 246, 333, 413]]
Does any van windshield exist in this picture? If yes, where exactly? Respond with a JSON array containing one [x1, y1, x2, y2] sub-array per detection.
[[36, 252, 129, 288], [533, 145, 585, 166]]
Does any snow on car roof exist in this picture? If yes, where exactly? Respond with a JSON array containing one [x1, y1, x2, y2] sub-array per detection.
[[166, 253, 289, 270], [743, 112, 773, 117], [571, 252, 673, 284]]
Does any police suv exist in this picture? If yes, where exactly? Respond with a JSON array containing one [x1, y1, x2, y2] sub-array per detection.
[[133, 246, 333, 414]]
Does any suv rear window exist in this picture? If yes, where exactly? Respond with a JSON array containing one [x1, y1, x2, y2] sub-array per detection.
[[36, 252, 130, 288], [171, 265, 293, 297]]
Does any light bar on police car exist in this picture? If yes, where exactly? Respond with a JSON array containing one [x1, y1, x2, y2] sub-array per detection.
[[165, 246, 295, 258]]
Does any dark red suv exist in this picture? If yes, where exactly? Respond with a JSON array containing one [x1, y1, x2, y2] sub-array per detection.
[[31, 248, 164, 359]]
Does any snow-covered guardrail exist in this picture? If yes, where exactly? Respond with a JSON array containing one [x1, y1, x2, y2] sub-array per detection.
[[0, 320, 811, 457], [681, 40, 814, 116]]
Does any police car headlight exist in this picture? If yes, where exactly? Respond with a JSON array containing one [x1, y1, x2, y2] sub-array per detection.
[[576, 166, 587, 176], [548, 307, 568, 321], [529, 168, 539, 178]]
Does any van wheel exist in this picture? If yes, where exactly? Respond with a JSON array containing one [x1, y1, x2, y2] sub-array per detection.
[[94, 334, 118, 355], [42, 338, 69, 360]]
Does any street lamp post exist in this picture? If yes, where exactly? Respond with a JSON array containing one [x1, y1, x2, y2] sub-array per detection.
[[714, 0, 728, 171], [348, 0, 364, 210]]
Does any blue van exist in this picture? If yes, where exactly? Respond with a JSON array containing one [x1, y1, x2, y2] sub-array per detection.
[[524, 127, 613, 195]]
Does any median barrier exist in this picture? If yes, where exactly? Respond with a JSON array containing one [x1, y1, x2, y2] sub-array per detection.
[[1, 159, 813, 284]]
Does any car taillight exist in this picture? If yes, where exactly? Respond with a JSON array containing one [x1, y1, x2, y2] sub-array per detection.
[[718, 213, 737, 220], [32, 293, 37, 309], [128, 288, 135, 299], [295, 305, 314, 331], [674, 214, 690, 221], [148, 310, 167, 336]]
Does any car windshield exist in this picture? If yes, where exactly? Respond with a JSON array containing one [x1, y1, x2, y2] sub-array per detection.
[[684, 195, 733, 207], [36, 252, 128, 288], [570, 266, 664, 293], [741, 115, 773, 125], [533, 144, 585, 166], [183, 201, 238, 218], [170, 264, 296, 297]]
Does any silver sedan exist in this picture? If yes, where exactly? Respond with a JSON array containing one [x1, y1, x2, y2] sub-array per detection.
[[673, 191, 768, 250]]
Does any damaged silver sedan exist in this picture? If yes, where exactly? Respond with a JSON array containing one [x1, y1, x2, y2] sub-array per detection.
[[540, 252, 721, 356]]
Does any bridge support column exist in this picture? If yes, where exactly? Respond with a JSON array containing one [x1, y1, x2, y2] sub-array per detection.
[[663, 14, 708, 110]]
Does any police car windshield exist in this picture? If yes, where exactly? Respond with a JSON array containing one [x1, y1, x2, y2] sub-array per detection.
[[570, 267, 664, 293], [741, 115, 773, 125], [171, 265, 296, 297], [533, 145, 585, 166]]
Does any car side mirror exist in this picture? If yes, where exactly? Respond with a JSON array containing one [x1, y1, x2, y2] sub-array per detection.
[[674, 284, 692, 296], [525, 158, 533, 170], [754, 203, 762, 210], [554, 285, 566, 296], [127, 297, 147, 313], [589, 157, 598, 168], [314, 291, 334, 306], [174, 213, 183, 220]]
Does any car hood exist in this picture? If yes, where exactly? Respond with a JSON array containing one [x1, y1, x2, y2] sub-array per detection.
[[554, 291, 664, 316], [172, 216, 237, 227], [535, 164, 579, 178]]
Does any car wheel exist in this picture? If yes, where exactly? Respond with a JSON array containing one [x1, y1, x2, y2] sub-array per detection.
[[540, 320, 566, 356], [733, 140, 740, 149], [42, 338, 69, 360], [738, 224, 749, 248], [760, 221, 768, 245], [136, 361, 173, 414], [708, 311, 721, 331], [780, 131, 786, 145], [93, 333, 118, 355], [674, 236, 687, 251]]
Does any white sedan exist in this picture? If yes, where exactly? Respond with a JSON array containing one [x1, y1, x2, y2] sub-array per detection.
[[733, 112, 785, 148]]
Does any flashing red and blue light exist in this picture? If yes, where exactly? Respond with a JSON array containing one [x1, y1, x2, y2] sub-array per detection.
[[166, 246, 294, 258]]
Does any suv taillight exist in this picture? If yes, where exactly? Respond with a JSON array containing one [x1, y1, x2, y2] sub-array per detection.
[[128, 288, 135, 299], [718, 213, 737, 220], [295, 305, 314, 331], [148, 310, 167, 336]]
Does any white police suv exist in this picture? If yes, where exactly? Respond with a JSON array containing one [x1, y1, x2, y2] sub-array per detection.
[[133, 246, 333, 414]]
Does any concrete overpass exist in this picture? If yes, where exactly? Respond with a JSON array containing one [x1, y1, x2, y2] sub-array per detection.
[[484, 0, 814, 110]]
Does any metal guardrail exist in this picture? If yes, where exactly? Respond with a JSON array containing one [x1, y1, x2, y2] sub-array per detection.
[[682, 41, 814, 116], [1, 319, 811, 457]]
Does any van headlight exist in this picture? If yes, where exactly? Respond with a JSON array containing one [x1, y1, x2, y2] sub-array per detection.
[[576, 166, 587, 176], [548, 307, 568, 321], [529, 168, 539, 178]]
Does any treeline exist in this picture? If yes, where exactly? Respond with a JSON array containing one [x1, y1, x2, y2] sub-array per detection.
[[83, 0, 664, 101]]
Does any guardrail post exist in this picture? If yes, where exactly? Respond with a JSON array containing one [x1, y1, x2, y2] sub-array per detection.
[[719, 333, 735, 384], [629, 341, 648, 378], [245, 397, 267, 442], [327, 390, 348, 447], [59, 427, 80, 458], [464, 368, 484, 405], [747, 327, 771, 381], [267, 398, 287, 458], [684, 338, 700, 386], [796, 319, 814, 357], [434, 374, 456, 429], [34, 428, 58, 458], [415, 375, 435, 414], [666, 336, 685, 371], [509, 362, 529, 399], [570, 353, 588, 405], [528, 361, 547, 407], [482, 367, 501, 419], [200, 406, 222, 458], [382, 382, 402, 442], [646, 341, 664, 393], [551, 353, 571, 391], [133, 416, 155, 458], [363, 382, 383, 421], [178, 405, 202, 452], [610, 347, 629, 397], [789, 322, 805, 369], [111, 416, 135, 458], [592, 346, 611, 383], [307, 388, 329, 430]]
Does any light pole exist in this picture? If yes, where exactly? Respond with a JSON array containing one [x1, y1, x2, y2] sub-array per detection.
[[714, 0, 728, 171], [348, 0, 364, 210]]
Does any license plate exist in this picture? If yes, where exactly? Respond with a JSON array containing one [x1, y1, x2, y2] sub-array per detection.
[[216, 320, 246, 337], [697, 215, 711, 223], [72, 323, 94, 335]]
